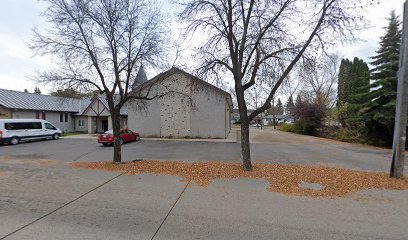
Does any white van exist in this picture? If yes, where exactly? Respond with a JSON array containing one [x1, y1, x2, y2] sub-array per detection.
[[0, 119, 62, 145]]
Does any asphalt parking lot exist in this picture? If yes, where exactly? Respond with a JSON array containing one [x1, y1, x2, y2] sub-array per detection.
[[0, 131, 407, 239], [0, 130, 402, 172]]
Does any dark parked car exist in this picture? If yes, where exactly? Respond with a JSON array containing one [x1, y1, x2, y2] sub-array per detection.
[[98, 129, 140, 146]]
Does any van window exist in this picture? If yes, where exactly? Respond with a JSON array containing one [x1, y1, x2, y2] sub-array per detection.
[[44, 123, 57, 130], [5, 122, 42, 130], [32, 122, 42, 129]]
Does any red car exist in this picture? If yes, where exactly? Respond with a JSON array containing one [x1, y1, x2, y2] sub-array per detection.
[[98, 128, 140, 146]]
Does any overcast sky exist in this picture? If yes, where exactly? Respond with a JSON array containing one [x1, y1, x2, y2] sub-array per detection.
[[0, 0, 405, 94]]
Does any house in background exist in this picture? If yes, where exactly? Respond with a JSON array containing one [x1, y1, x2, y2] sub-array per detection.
[[262, 114, 294, 125], [0, 89, 127, 133], [77, 95, 128, 133], [231, 109, 255, 124], [128, 67, 233, 139]]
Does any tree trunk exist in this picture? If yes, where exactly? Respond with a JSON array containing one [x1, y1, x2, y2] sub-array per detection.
[[240, 118, 252, 171], [235, 84, 252, 171], [112, 110, 122, 163]]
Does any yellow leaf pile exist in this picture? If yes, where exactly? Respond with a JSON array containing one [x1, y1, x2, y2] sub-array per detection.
[[70, 160, 408, 198]]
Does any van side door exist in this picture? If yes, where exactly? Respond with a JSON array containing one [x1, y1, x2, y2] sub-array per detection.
[[44, 122, 57, 137]]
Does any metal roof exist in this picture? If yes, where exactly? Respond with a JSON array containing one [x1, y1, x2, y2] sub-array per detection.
[[134, 67, 233, 111], [0, 89, 127, 115], [0, 89, 84, 112]]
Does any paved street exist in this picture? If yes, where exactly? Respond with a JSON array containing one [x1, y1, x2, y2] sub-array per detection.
[[0, 129, 407, 239]]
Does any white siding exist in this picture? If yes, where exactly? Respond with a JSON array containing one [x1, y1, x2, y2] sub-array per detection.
[[12, 110, 36, 119], [46, 112, 75, 132], [11, 110, 75, 132], [74, 116, 88, 132]]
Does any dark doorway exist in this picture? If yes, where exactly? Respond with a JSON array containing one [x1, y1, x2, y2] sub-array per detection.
[[102, 119, 109, 132]]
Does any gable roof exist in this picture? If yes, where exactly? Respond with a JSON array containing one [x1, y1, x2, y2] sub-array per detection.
[[78, 95, 128, 115], [134, 67, 233, 109]]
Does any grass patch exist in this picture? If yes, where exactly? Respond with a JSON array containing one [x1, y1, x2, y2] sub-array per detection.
[[62, 132, 82, 136]]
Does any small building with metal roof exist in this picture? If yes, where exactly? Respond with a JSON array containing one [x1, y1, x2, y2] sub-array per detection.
[[0, 89, 127, 133]]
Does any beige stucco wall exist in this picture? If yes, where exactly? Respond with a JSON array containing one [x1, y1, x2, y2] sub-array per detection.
[[128, 71, 232, 139], [158, 73, 192, 138]]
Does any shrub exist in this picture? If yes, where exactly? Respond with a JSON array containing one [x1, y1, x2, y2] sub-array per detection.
[[280, 123, 295, 132], [335, 128, 365, 143], [280, 121, 314, 135], [292, 121, 314, 135]]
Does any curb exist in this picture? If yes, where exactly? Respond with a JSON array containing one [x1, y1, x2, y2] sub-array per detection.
[[61, 136, 236, 143]]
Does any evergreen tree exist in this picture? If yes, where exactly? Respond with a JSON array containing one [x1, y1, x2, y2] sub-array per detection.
[[285, 95, 295, 116], [34, 87, 42, 94], [347, 58, 370, 126], [276, 98, 284, 115], [50, 88, 99, 99], [337, 58, 352, 105], [295, 95, 302, 107], [336, 57, 370, 127], [360, 11, 401, 143], [24, 89, 29, 93], [294, 95, 302, 121]]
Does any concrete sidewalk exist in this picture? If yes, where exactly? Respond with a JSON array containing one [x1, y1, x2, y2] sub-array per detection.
[[1, 130, 408, 239], [1, 158, 407, 240]]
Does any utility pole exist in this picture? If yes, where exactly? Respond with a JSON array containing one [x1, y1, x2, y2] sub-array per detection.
[[391, 1, 408, 178], [272, 97, 276, 129]]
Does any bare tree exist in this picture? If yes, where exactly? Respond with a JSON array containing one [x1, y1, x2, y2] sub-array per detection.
[[179, 0, 367, 170], [298, 54, 339, 108], [30, 0, 168, 163]]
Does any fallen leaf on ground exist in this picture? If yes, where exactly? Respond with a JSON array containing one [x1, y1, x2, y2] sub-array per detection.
[[69, 160, 408, 198]]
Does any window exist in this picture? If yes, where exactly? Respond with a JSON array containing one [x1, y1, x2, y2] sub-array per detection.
[[37, 112, 46, 120], [65, 113, 68, 122], [5, 122, 42, 130], [45, 123, 57, 130], [78, 119, 85, 127], [60, 113, 63, 122], [32, 122, 42, 129]]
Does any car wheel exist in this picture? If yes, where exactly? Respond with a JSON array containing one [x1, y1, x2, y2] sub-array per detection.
[[53, 133, 60, 140], [135, 136, 140, 141], [120, 138, 124, 145], [10, 137, 19, 145]]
